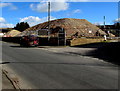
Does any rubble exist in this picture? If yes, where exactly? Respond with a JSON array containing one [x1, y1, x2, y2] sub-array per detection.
[[17, 18, 106, 37], [4, 30, 21, 37]]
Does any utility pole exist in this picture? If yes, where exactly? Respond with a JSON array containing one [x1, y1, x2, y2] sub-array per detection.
[[48, 2, 50, 42], [103, 16, 107, 40], [103, 16, 106, 29], [118, 1, 120, 37]]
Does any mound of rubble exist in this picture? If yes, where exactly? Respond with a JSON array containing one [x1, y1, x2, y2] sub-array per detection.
[[4, 30, 21, 37], [17, 18, 106, 37]]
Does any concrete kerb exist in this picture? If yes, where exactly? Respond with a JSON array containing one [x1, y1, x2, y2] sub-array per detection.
[[2, 69, 21, 90], [0, 65, 2, 91]]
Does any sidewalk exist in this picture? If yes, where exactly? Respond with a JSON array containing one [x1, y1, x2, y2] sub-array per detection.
[[2, 71, 15, 89], [2, 69, 21, 90]]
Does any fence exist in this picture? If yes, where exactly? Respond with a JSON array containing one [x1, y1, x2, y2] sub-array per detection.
[[2, 37, 70, 46], [2, 37, 21, 43], [2, 37, 105, 46]]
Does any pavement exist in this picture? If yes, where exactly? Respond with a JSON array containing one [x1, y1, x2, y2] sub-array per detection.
[[2, 68, 22, 90], [1, 41, 15, 89], [1, 63, 20, 90], [2, 70, 15, 89], [3, 42, 119, 89], [1, 42, 119, 89], [1, 46, 95, 90]]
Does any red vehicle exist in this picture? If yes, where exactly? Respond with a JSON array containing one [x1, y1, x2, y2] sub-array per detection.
[[20, 35, 39, 47]]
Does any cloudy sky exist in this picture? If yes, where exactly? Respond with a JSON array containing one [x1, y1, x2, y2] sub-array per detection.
[[0, 0, 119, 28]]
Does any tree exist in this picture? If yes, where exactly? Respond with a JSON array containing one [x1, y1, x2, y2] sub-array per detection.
[[14, 22, 30, 32]]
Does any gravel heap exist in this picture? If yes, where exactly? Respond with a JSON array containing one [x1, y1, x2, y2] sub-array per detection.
[[17, 18, 106, 37]]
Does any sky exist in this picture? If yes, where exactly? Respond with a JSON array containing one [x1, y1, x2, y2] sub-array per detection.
[[0, 0, 119, 28]]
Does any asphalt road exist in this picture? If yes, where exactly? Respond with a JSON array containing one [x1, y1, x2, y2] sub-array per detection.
[[2, 42, 119, 89]]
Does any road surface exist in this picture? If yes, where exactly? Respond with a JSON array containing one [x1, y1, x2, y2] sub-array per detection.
[[2, 42, 119, 89]]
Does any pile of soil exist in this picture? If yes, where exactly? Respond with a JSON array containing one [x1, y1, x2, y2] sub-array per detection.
[[5, 30, 21, 37], [18, 18, 106, 37]]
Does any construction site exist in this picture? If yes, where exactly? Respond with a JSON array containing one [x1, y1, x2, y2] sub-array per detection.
[[1, 2, 119, 90], [1, 1, 118, 46], [2, 18, 116, 46]]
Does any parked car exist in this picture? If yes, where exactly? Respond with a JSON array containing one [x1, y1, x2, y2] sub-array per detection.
[[20, 35, 39, 47]]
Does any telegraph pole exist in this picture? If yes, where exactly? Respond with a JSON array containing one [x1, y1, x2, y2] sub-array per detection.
[[118, 1, 120, 37], [48, 2, 50, 41], [103, 16, 107, 40], [103, 16, 106, 29]]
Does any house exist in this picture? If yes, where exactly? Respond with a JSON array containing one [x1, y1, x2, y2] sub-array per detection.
[[97, 25, 119, 37]]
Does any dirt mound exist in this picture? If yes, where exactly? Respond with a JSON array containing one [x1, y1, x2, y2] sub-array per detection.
[[18, 18, 106, 37], [5, 30, 21, 37]]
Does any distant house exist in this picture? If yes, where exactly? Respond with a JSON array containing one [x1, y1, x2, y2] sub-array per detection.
[[0, 32, 4, 37], [0, 28, 13, 33], [0, 28, 14, 37], [97, 25, 118, 30], [97, 25, 119, 37]]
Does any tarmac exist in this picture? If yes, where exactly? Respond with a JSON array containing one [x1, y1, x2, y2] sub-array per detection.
[[1, 46, 94, 90], [1, 42, 119, 90], [1, 46, 67, 90]]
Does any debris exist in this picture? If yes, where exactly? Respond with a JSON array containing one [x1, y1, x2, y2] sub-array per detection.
[[4, 30, 21, 37], [17, 18, 106, 37]]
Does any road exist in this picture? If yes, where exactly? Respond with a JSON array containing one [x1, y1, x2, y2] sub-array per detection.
[[2, 42, 119, 89]]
